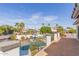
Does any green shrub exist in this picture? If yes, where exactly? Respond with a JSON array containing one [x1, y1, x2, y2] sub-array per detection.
[[60, 31, 65, 37], [31, 49, 38, 56], [21, 36, 25, 40], [10, 34, 16, 40], [30, 45, 38, 51]]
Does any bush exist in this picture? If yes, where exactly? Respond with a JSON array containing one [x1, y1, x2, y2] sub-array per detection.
[[60, 31, 65, 37], [67, 28, 76, 33], [20, 36, 26, 43], [21, 36, 26, 40], [30, 45, 38, 51], [10, 34, 16, 40], [31, 49, 38, 56], [30, 45, 39, 56]]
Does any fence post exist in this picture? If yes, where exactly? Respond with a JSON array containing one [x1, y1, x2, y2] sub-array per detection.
[[46, 35, 51, 46], [28, 49, 31, 56], [54, 32, 60, 42]]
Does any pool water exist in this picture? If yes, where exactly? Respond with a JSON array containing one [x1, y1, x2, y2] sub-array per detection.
[[30, 42, 46, 47], [20, 45, 29, 56]]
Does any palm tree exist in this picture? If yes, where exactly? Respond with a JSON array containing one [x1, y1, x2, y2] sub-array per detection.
[[15, 22, 25, 28], [15, 23, 20, 28], [48, 23, 50, 26], [56, 24, 58, 28], [15, 22, 25, 33], [20, 22, 25, 29], [42, 23, 44, 26]]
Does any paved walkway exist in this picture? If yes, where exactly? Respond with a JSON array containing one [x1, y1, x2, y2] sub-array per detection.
[[45, 38, 79, 56]]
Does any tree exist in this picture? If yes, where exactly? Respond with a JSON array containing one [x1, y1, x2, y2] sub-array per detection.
[[6, 25, 15, 34], [56, 24, 65, 36], [1, 25, 15, 35], [27, 29, 37, 34], [0, 22, 25, 35], [10, 34, 16, 40], [57, 26, 64, 32], [42, 23, 44, 26], [0, 27, 4, 35], [40, 24, 52, 34], [1, 25, 8, 34], [67, 27, 76, 33], [15, 22, 25, 33], [0, 25, 15, 37], [48, 23, 50, 26], [20, 22, 25, 28]]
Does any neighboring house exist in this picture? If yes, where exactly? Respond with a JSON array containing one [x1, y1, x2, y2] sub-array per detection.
[[51, 27, 57, 33], [0, 40, 31, 56], [16, 35, 27, 40], [65, 33, 76, 38], [0, 35, 31, 56], [71, 3, 79, 40], [26, 29, 38, 35], [0, 35, 11, 42], [0, 40, 20, 56]]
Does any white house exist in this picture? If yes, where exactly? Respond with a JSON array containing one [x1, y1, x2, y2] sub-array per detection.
[[0, 40, 20, 56], [72, 3, 79, 40], [0, 39, 31, 56]]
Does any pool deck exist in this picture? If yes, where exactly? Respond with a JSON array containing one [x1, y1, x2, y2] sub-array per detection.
[[44, 38, 79, 56]]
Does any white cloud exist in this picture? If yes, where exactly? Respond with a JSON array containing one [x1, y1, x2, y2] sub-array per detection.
[[0, 18, 25, 26], [25, 13, 58, 29], [43, 16, 58, 22], [8, 18, 24, 23], [27, 13, 42, 25], [0, 13, 58, 29], [31, 14, 41, 20], [28, 13, 58, 22], [29, 13, 42, 20]]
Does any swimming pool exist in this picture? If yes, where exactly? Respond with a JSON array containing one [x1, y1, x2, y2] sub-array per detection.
[[20, 45, 30, 56]]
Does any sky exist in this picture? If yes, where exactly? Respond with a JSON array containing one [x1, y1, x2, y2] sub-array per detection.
[[0, 3, 74, 29]]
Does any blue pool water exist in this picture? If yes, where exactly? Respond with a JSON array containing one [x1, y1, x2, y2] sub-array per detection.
[[20, 41, 46, 56], [20, 45, 29, 56], [30, 42, 46, 47]]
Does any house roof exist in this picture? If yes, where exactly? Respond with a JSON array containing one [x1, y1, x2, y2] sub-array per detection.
[[0, 40, 20, 52], [0, 35, 11, 42], [0, 35, 11, 40]]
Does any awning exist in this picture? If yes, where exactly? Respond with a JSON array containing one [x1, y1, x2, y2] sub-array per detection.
[[72, 7, 79, 19], [73, 19, 79, 25]]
